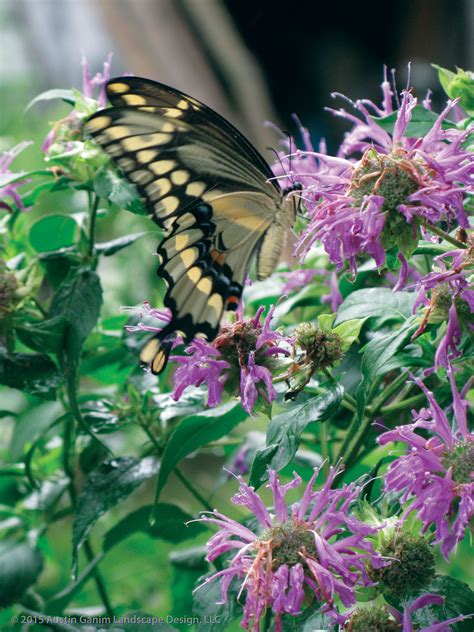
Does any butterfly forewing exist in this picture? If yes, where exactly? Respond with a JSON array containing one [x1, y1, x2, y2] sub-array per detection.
[[84, 76, 292, 374]]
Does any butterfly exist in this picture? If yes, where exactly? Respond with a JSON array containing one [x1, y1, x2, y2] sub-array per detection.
[[84, 76, 298, 374]]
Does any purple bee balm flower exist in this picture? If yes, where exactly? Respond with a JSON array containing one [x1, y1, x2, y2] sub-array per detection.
[[194, 465, 384, 630], [170, 305, 290, 414], [411, 244, 474, 369], [0, 141, 33, 212], [42, 54, 113, 154], [122, 301, 172, 334], [321, 271, 344, 312], [378, 372, 473, 559], [280, 268, 324, 294], [387, 593, 470, 631], [81, 53, 112, 107], [293, 69, 473, 274]]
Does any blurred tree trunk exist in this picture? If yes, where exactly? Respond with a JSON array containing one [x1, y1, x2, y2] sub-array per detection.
[[98, 0, 282, 154]]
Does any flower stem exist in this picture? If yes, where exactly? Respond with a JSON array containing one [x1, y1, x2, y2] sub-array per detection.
[[420, 219, 466, 249], [337, 370, 409, 467], [263, 608, 273, 632], [380, 392, 426, 414], [62, 410, 115, 618], [88, 194, 100, 256], [370, 370, 410, 415], [175, 467, 213, 512]]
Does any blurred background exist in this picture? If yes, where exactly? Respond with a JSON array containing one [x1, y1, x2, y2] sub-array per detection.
[[2, 0, 473, 156]]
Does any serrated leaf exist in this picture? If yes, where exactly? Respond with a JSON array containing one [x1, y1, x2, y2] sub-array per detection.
[[410, 576, 474, 632], [93, 168, 147, 216], [103, 503, 205, 551], [48, 267, 103, 369], [193, 575, 241, 632], [356, 317, 419, 417], [0, 350, 62, 399], [336, 288, 416, 327], [15, 316, 66, 354], [333, 317, 367, 352], [371, 105, 456, 137], [0, 541, 43, 607], [72, 456, 159, 576], [154, 401, 247, 503], [249, 385, 344, 488]]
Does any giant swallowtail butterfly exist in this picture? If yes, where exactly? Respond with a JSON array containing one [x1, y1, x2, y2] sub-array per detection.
[[84, 77, 297, 374]]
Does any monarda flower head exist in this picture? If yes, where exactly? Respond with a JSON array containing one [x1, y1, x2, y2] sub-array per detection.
[[412, 241, 474, 369], [294, 69, 473, 275], [194, 465, 384, 630], [378, 372, 473, 559], [171, 305, 290, 414], [345, 594, 468, 631]]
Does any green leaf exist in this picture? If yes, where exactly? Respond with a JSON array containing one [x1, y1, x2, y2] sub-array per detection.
[[433, 64, 474, 115], [371, 104, 456, 137], [193, 575, 241, 632], [93, 168, 147, 216], [410, 576, 474, 632], [170, 547, 208, 623], [103, 503, 205, 551], [29, 214, 79, 253], [95, 231, 150, 256], [0, 350, 62, 399], [15, 316, 68, 355], [356, 317, 419, 417], [336, 288, 416, 327], [282, 604, 333, 631], [0, 540, 43, 607], [21, 176, 72, 207], [333, 318, 367, 352], [154, 401, 247, 503], [26, 88, 76, 110], [72, 456, 159, 576], [48, 267, 103, 367], [249, 385, 344, 488]]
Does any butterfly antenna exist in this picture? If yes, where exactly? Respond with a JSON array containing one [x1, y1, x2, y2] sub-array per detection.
[[267, 146, 287, 184]]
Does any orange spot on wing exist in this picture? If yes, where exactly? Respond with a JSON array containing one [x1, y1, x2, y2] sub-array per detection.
[[226, 295, 240, 307], [210, 249, 226, 265]]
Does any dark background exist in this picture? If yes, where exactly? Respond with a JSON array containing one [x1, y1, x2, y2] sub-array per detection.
[[2, 0, 472, 156]]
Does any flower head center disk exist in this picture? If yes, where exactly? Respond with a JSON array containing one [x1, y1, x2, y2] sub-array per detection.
[[442, 440, 474, 484], [296, 323, 343, 370], [214, 321, 274, 370], [260, 520, 317, 569], [349, 149, 420, 213]]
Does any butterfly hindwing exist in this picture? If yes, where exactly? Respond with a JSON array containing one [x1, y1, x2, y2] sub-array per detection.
[[84, 77, 293, 375]]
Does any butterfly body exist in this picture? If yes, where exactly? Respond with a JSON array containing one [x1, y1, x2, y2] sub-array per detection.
[[84, 77, 296, 374]]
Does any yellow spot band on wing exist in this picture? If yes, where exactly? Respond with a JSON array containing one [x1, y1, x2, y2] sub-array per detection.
[[150, 160, 175, 175], [171, 170, 189, 185], [197, 277, 212, 295], [123, 94, 147, 106], [108, 82, 129, 94], [123, 133, 171, 151], [106, 125, 133, 140], [187, 266, 202, 283], [86, 115, 111, 132], [137, 149, 158, 163]]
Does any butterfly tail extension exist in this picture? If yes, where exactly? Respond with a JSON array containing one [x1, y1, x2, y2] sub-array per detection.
[[139, 332, 174, 375]]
